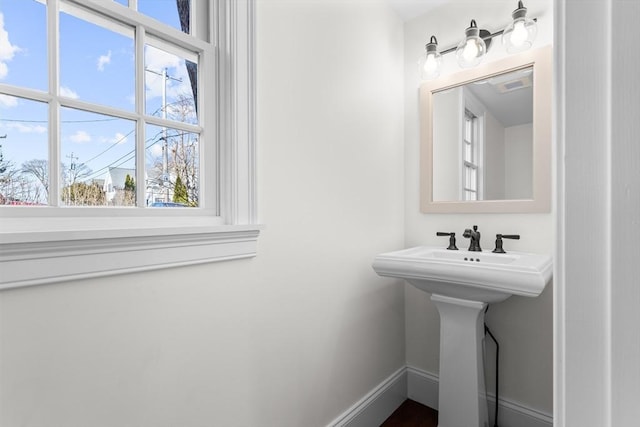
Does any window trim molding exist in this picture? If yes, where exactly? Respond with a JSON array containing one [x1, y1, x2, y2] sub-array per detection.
[[0, 0, 260, 290], [218, 0, 257, 224]]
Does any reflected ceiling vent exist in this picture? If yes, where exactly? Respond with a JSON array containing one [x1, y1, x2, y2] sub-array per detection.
[[487, 69, 532, 93]]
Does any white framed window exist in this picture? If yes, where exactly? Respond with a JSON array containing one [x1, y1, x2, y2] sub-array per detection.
[[0, 0, 259, 289]]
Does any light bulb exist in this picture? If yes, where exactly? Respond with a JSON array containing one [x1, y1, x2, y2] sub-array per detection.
[[502, 1, 537, 53], [418, 36, 442, 80], [456, 20, 486, 68], [424, 54, 438, 74], [510, 20, 528, 46], [462, 40, 480, 62]]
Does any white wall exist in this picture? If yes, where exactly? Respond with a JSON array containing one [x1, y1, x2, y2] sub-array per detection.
[[432, 87, 461, 201], [484, 111, 506, 200], [403, 0, 555, 414], [504, 123, 533, 199], [0, 1, 406, 426]]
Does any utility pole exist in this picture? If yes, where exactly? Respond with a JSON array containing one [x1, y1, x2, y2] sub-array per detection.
[[66, 152, 78, 205], [145, 67, 182, 202]]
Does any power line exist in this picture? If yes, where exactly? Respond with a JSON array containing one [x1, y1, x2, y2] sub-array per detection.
[[82, 129, 135, 165], [81, 130, 166, 181], [80, 129, 196, 182]]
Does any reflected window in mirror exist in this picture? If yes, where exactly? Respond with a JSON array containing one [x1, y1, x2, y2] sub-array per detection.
[[463, 109, 480, 201]]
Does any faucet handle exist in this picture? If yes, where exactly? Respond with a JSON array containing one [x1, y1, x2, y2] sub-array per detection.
[[492, 234, 520, 254], [436, 232, 458, 250]]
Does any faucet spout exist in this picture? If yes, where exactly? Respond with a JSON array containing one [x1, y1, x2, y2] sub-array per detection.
[[463, 225, 482, 252]]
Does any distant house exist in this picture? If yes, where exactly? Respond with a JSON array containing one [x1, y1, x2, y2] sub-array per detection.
[[102, 167, 135, 205], [103, 167, 172, 206]]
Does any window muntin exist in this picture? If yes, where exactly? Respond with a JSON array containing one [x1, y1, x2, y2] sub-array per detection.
[[0, 0, 207, 209]]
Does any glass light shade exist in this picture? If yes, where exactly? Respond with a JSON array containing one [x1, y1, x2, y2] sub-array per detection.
[[456, 21, 486, 68], [502, 1, 537, 53], [418, 36, 442, 80]]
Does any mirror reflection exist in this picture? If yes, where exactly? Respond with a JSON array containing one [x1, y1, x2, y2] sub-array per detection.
[[432, 67, 533, 201]]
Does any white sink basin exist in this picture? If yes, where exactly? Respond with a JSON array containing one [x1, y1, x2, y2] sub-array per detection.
[[372, 246, 552, 303]]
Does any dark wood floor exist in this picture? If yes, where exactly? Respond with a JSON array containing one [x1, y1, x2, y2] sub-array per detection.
[[380, 399, 438, 427]]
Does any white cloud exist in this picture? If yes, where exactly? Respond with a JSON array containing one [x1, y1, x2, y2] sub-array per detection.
[[0, 13, 21, 80], [145, 45, 181, 72], [70, 130, 91, 143], [0, 62, 8, 80], [111, 132, 128, 145], [6, 122, 47, 133], [150, 144, 163, 158], [0, 94, 17, 108], [100, 132, 129, 146], [60, 86, 79, 99], [97, 50, 112, 71]]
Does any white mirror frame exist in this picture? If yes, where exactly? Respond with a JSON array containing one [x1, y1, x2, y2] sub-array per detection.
[[420, 45, 552, 213]]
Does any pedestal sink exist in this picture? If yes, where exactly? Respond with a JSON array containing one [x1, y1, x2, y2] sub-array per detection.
[[373, 246, 552, 427]]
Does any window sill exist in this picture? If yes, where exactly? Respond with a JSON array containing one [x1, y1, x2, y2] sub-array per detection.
[[0, 220, 262, 290]]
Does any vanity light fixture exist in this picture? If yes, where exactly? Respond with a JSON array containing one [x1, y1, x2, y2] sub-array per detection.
[[418, 0, 538, 80], [418, 36, 443, 80]]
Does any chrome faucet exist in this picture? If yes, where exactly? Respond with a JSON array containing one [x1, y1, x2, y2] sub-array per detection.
[[463, 225, 482, 252]]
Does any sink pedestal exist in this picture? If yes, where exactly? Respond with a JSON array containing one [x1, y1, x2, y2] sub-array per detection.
[[372, 246, 552, 427], [431, 294, 489, 427]]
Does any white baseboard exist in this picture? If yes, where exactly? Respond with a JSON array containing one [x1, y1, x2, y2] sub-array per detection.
[[327, 365, 552, 427], [327, 367, 406, 427], [407, 366, 553, 427]]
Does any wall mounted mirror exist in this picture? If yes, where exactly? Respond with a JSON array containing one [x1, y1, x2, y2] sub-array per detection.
[[420, 46, 552, 213]]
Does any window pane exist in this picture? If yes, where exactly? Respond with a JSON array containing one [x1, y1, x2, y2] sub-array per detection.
[[138, 0, 188, 34], [464, 117, 472, 141], [0, 0, 47, 91], [464, 141, 472, 162], [0, 96, 48, 205], [113, 0, 128, 6], [145, 44, 198, 125], [145, 124, 199, 207], [59, 9, 134, 111], [60, 108, 136, 207]]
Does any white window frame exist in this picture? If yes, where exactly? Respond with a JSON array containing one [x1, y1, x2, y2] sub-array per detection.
[[462, 109, 479, 200], [0, 0, 260, 289], [460, 88, 485, 201]]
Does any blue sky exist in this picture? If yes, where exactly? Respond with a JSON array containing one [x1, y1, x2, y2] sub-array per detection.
[[0, 0, 195, 188]]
